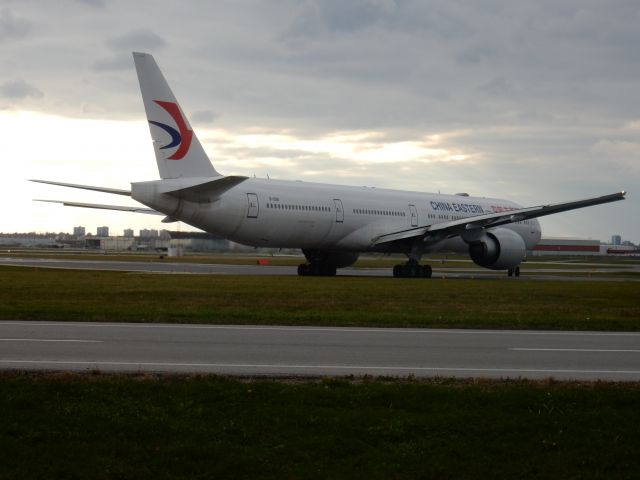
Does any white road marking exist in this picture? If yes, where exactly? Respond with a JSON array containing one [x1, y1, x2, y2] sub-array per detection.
[[2, 321, 640, 336], [0, 338, 102, 343], [1, 359, 639, 375], [511, 348, 640, 353]]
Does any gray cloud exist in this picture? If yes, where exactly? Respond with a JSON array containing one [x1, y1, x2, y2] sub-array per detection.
[[93, 28, 167, 71], [107, 29, 167, 51], [0, 8, 31, 42], [92, 55, 132, 71], [191, 110, 218, 124], [77, 0, 106, 8], [477, 77, 513, 96], [1, 0, 637, 240], [0, 79, 43, 99], [282, 0, 394, 39]]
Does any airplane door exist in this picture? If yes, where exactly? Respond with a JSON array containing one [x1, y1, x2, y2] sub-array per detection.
[[247, 193, 259, 218], [409, 204, 418, 227], [333, 199, 344, 223]]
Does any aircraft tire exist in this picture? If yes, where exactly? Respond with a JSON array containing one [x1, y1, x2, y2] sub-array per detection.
[[422, 265, 432, 278], [299, 263, 337, 276], [393, 264, 432, 278], [321, 265, 337, 276]]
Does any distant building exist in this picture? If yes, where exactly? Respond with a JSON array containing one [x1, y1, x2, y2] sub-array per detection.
[[531, 238, 600, 256], [123, 229, 134, 238], [139, 228, 159, 239], [602, 244, 638, 255], [611, 235, 622, 246], [0, 233, 57, 248], [100, 237, 136, 251], [166, 231, 231, 252], [73, 226, 85, 237], [96, 226, 109, 237]]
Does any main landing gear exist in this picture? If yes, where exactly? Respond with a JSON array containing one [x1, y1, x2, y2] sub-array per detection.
[[392, 260, 432, 278], [297, 263, 337, 276], [507, 266, 521, 277]]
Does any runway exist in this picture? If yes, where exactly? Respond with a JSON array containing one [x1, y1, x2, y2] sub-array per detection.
[[1, 257, 638, 281], [1, 321, 639, 381]]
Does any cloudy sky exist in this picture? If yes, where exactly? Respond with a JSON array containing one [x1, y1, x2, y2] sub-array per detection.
[[1, 0, 637, 242]]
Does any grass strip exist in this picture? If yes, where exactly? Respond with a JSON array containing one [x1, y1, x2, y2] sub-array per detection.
[[0, 372, 639, 480], [1, 266, 639, 330]]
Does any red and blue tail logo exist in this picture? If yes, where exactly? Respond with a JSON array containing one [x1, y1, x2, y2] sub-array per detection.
[[148, 100, 193, 160]]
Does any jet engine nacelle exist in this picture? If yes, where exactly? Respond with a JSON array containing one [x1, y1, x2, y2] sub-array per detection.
[[467, 227, 526, 270], [303, 249, 359, 268]]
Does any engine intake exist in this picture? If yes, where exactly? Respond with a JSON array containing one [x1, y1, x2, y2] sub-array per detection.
[[468, 228, 526, 270]]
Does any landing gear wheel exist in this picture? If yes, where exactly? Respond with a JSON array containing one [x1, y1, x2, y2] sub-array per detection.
[[393, 263, 432, 278], [507, 267, 521, 278], [298, 264, 309, 276], [422, 265, 432, 278], [320, 265, 337, 276], [297, 263, 336, 276]]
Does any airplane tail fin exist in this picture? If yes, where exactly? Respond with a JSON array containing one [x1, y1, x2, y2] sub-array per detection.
[[133, 52, 220, 179]]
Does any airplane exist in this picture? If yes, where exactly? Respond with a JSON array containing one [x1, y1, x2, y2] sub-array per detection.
[[31, 52, 626, 278]]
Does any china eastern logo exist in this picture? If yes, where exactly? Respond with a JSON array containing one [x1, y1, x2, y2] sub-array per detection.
[[148, 100, 193, 160]]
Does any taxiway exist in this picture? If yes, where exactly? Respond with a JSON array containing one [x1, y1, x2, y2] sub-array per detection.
[[1, 257, 638, 281]]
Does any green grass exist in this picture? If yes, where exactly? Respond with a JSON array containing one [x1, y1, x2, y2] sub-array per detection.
[[1, 372, 639, 479], [1, 266, 639, 330]]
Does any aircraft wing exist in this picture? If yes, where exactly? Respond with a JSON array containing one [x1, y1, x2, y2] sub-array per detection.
[[371, 190, 626, 246]]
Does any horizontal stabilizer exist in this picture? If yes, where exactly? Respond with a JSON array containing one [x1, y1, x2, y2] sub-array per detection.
[[35, 199, 162, 215], [30, 179, 131, 196], [160, 175, 249, 202]]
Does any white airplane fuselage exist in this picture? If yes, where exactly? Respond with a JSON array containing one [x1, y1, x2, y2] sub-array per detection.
[[33, 52, 624, 278], [132, 177, 542, 253]]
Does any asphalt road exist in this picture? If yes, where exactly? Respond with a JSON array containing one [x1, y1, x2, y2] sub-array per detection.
[[1, 257, 638, 281], [1, 321, 639, 381]]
